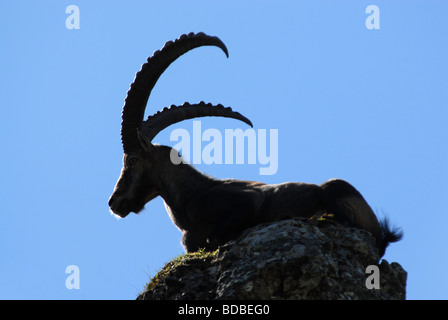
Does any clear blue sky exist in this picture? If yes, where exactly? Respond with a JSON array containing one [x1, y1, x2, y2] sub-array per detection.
[[1, 1, 447, 299]]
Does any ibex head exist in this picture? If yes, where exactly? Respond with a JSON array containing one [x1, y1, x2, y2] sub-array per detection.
[[108, 32, 252, 218]]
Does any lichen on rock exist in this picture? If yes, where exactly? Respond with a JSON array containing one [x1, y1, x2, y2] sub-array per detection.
[[138, 217, 406, 300]]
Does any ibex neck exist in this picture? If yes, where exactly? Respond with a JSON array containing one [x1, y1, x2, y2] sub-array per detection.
[[158, 160, 216, 216]]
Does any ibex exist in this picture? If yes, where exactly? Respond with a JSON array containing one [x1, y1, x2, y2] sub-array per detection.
[[108, 32, 402, 257]]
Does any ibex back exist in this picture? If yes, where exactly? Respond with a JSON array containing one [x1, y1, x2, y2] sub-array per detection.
[[108, 32, 402, 257]]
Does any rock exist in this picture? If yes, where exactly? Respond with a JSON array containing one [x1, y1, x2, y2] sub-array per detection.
[[138, 217, 406, 300]]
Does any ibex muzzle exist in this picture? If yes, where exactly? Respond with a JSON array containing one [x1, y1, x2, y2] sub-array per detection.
[[108, 32, 402, 257], [109, 151, 159, 218]]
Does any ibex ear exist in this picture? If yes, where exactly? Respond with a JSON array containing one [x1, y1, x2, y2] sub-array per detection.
[[137, 129, 154, 153]]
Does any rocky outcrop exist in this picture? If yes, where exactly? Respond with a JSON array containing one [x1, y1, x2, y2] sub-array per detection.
[[138, 217, 406, 300]]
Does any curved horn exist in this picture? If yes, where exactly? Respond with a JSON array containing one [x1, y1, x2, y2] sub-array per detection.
[[121, 32, 229, 153], [141, 102, 253, 142]]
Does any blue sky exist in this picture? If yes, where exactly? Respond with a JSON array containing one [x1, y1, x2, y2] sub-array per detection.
[[1, 1, 447, 299]]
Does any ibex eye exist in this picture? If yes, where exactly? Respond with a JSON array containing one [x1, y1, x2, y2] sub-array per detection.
[[129, 158, 138, 166]]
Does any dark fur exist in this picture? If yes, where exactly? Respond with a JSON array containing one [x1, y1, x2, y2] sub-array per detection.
[[109, 145, 402, 257]]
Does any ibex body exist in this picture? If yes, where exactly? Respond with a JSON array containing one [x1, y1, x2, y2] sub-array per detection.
[[109, 33, 402, 257]]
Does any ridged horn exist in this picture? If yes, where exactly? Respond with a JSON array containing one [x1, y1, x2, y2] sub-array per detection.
[[121, 32, 229, 153], [141, 102, 253, 142]]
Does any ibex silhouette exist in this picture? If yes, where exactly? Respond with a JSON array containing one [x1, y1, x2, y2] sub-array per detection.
[[108, 32, 402, 257]]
